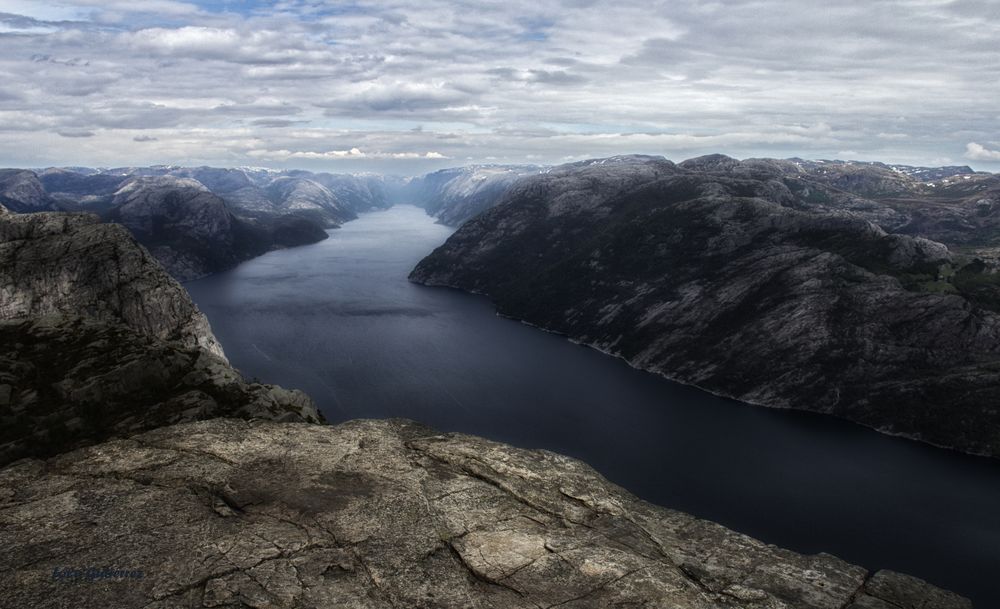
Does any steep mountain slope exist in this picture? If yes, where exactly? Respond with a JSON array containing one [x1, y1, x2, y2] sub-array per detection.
[[0, 418, 970, 609], [0, 206, 224, 357], [0, 317, 320, 464], [411, 156, 1000, 457], [105, 176, 327, 280], [0, 205, 320, 464]]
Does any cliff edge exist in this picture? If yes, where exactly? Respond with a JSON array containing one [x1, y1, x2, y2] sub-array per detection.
[[0, 418, 971, 609]]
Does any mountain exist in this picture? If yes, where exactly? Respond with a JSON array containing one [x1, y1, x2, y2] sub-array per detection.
[[0, 205, 320, 464], [0, 169, 58, 212], [260, 176, 356, 226], [289, 170, 397, 214], [406, 164, 542, 225], [86, 165, 392, 221], [103, 175, 327, 280], [38, 167, 128, 207], [767, 158, 1000, 247], [0, 417, 969, 609], [3, 168, 336, 280], [27, 166, 397, 271], [0, 205, 224, 357], [411, 155, 1000, 457]]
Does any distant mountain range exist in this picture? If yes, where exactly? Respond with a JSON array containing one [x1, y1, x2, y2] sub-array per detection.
[[2, 156, 996, 284], [0, 165, 401, 280]]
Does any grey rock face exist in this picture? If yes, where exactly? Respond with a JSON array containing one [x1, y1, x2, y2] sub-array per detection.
[[0, 169, 55, 212], [106, 176, 243, 280], [97, 176, 332, 281], [0, 205, 320, 464], [411, 157, 1000, 457], [0, 208, 225, 358], [0, 418, 969, 609], [0, 317, 320, 465]]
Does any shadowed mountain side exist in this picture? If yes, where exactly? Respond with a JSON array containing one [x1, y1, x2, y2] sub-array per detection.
[[0, 205, 320, 464], [411, 156, 1000, 457], [0, 317, 320, 465]]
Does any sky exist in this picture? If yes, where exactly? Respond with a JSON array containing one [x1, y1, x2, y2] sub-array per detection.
[[0, 0, 998, 174]]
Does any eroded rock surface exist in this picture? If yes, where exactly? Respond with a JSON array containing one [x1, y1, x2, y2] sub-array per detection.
[[0, 208, 224, 357], [0, 317, 321, 465], [0, 206, 321, 464], [0, 418, 970, 609]]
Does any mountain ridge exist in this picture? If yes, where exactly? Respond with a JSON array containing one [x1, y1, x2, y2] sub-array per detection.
[[411, 154, 1000, 457]]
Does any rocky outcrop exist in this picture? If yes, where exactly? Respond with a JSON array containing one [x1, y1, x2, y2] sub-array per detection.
[[411, 156, 1000, 457], [0, 207, 224, 357], [0, 417, 969, 609], [0, 317, 320, 465], [0, 205, 321, 464]]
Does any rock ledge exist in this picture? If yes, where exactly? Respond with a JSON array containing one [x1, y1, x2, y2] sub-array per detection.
[[0, 418, 970, 609]]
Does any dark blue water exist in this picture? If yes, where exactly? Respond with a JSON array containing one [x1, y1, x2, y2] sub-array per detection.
[[187, 205, 1000, 606]]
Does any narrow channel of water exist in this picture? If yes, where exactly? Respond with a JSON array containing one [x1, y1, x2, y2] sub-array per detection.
[[187, 205, 1000, 605]]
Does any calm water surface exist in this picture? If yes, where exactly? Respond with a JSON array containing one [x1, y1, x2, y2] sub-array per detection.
[[187, 205, 1000, 606]]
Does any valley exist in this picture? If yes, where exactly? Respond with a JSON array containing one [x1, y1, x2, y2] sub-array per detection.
[[188, 205, 1000, 606]]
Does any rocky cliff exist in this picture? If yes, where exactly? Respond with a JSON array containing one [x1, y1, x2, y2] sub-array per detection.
[[0, 418, 970, 609], [0, 199, 972, 608], [0, 205, 320, 464], [0, 207, 224, 357], [261, 176, 356, 227], [411, 156, 1000, 457], [0, 317, 320, 465]]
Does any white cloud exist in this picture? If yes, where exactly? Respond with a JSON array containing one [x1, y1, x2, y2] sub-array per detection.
[[248, 148, 449, 160], [965, 142, 1000, 162], [0, 0, 997, 171]]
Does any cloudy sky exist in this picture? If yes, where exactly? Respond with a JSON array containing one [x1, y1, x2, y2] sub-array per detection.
[[0, 0, 998, 174]]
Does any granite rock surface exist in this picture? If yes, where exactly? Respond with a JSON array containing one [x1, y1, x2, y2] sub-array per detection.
[[0, 418, 970, 609]]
